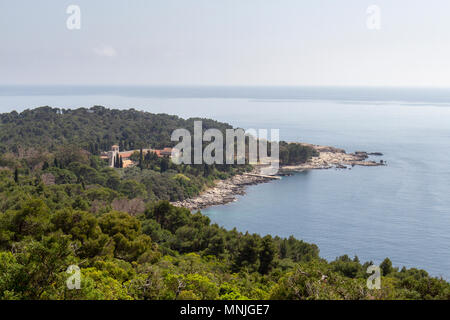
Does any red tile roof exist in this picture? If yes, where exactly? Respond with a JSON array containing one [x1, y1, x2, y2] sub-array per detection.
[[119, 151, 135, 158]]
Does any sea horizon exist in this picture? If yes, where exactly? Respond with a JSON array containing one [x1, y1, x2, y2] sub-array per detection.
[[3, 85, 450, 106]]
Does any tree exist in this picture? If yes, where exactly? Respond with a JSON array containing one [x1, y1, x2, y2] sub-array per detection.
[[0, 198, 52, 247], [160, 157, 169, 173], [0, 232, 75, 299], [380, 258, 394, 276], [205, 235, 225, 256], [259, 235, 277, 274], [147, 201, 190, 233], [114, 155, 120, 168], [98, 211, 153, 261], [51, 209, 110, 259], [14, 168, 19, 183], [139, 148, 143, 170], [279, 239, 287, 259], [234, 234, 260, 272], [118, 180, 146, 199]]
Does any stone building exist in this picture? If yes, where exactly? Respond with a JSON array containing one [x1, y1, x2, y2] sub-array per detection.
[[100, 145, 172, 168]]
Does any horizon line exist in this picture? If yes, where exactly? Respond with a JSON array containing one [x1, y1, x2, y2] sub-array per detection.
[[2, 84, 450, 90]]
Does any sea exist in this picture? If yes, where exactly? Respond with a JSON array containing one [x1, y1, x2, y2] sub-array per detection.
[[0, 85, 449, 279]]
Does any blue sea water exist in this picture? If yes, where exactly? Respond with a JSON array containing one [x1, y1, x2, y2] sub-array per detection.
[[0, 86, 449, 278]]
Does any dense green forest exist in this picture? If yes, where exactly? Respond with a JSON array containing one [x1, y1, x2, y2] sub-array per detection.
[[0, 107, 448, 300], [0, 106, 316, 165], [0, 105, 234, 152]]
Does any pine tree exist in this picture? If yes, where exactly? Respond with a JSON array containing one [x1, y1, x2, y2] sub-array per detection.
[[234, 234, 260, 271], [259, 235, 276, 274], [380, 258, 394, 276], [14, 168, 19, 183], [279, 239, 287, 259], [160, 157, 169, 173], [119, 156, 123, 168]]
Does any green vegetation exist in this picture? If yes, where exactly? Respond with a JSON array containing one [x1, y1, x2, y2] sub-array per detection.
[[0, 107, 255, 202], [279, 141, 319, 165], [0, 107, 448, 300], [0, 106, 233, 152]]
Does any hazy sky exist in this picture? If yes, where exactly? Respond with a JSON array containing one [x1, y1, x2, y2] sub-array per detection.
[[1, 0, 450, 87]]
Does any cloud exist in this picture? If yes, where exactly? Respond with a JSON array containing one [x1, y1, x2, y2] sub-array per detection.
[[93, 45, 117, 58]]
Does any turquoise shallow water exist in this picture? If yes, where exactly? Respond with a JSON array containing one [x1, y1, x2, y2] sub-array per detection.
[[0, 86, 449, 278]]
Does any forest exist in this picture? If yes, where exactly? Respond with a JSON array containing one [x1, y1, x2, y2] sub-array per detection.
[[0, 107, 448, 300]]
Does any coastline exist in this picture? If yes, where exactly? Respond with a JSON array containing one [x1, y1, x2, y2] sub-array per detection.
[[172, 144, 385, 211]]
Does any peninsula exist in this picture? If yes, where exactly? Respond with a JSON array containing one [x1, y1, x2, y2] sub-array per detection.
[[173, 144, 385, 210]]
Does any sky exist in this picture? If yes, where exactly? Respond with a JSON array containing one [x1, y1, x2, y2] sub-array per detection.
[[0, 0, 450, 87]]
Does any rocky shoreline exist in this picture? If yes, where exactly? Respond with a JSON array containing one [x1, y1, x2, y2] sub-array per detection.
[[279, 144, 385, 171], [172, 144, 385, 211], [172, 172, 274, 211]]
